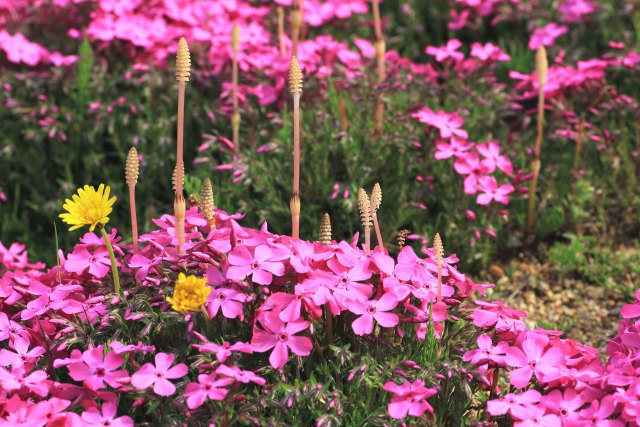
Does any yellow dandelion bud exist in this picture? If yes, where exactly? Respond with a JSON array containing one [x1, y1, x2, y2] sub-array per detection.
[[535, 46, 548, 86], [289, 56, 303, 95], [176, 37, 191, 83], [290, 192, 301, 216], [319, 213, 332, 244], [371, 182, 382, 212], [358, 188, 372, 229], [200, 178, 216, 228], [433, 233, 444, 269], [232, 23, 240, 54], [166, 273, 211, 314], [125, 147, 139, 187], [59, 184, 116, 232]]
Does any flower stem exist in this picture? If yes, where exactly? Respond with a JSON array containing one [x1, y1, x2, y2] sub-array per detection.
[[129, 185, 139, 254], [100, 227, 121, 295]]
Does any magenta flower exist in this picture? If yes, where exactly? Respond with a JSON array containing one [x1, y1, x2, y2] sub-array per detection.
[[470, 42, 511, 62], [425, 39, 464, 62], [183, 373, 233, 409], [0, 336, 45, 368], [348, 293, 399, 335], [0, 366, 49, 396], [251, 312, 312, 369], [462, 334, 508, 366], [434, 137, 475, 160], [131, 352, 188, 396], [67, 346, 127, 390], [476, 176, 515, 205], [382, 380, 438, 419], [64, 247, 113, 278], [476, 141, 514, 175], [216, 365, 266, 385], [206, 287, 247, 320], [504, 332, 565, 388], [541, 388, 586, 422], [568, 396, 624, 427], [487, 389, 541, 418], [412, 108, 469, 139], [80, 401, 134, 427], [528, 23, 568, 50], [226, 244, 285, 285]]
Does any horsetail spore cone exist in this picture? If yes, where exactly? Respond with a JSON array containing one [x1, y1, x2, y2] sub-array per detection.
[[433, 233, 444, 302], [319, 213, 332, 244], [370, 183, 384, 249], [125, 147, 140, 253], [200, 178, 216, 230], [289, 56, 303, 240], [358, 188, 372, 254]]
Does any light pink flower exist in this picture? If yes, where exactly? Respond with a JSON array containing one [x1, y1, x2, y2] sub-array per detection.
[[476, 176, 515, 205], [67, 346, 127, 390], [412, 108, 469, 139], [183, 373, 233, 409], [226, 244, 285, 285], [529, 23, 568, 50], [348, 293, 399, 335], [251, 312, 312, 369], [80, 401, 134, 427], [425, 39, 464, 62], [383, 380, 438, 419], [131, 352, 188, 396]]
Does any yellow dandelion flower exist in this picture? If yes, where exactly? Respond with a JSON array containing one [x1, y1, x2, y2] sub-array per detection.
[[59, 184, 116, 232], [166, 273, 211, 314]]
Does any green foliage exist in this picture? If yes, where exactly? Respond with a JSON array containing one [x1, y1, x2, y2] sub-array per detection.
[[548, 233, 640, 297]]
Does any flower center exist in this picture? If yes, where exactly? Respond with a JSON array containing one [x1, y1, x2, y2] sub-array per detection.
[[155, 372, 164, 378], [279, 333, 288, 342], [95, 368, 105, 377], [251, 262, 260, 270], [218, 294, 226, 301], [366, 306, 376, 314]]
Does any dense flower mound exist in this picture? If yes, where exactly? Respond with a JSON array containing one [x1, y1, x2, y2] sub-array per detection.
[[0, 205, 638, 424]]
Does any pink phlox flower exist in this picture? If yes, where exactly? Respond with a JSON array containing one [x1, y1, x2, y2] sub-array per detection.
[[26, 397, 72, 425], [206, 286, 247, 320], [326, 258, 373, 303], [421, 248, 466, 283], [67, 345, 127, 390], [226, 244, 285, 285], [394, 246, 438, 282], [476, 176, 515, 205], [621, 291, 640, 318], [0, 31, 48, 66], [462, 334, 508, 366], [297, 272, 342, 315], [333, 240, 368, 267], [470, 42, 511, 62], [21, 282, 84, 320], [412, 107, 469, 139], [261, 291, 318, 323], [558, 0, 597, 23], [487, 389, 542, 418], [0, 312, 29, 342], [513, 405, 562, 426], [0, 336, 45, 368], [528, 23, 568, 50], [382, 379, 438, 419], [408, 277, 453, 303], [354, 37, 376, 58], [131, 352, 188, 396], [0, 366, 49, 396], [371, 250, 410, 300], [568, 396, 624, 427], [78, 229, 124, 254], [108, 341, 155, 355], [348, 292, 399, 335], [454, 152, 489, 194], [434, 137, 475, 160], [504, 332, 565, 388], [251, 311, 312, 369], [472, 300, 527, 334], [194, 339, 254, 363], [425, 39, 464, 62], [183, 373, 233, 409], [215, 364, 266, 385], [476, 141, 514, 175], [0, 241, 45, 270], [80, 401, 134, 427], [64, 246, 114, 278], [541, 388, 586, 423], [128, 252, 164, 281], [289, 239, 316, 273]]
